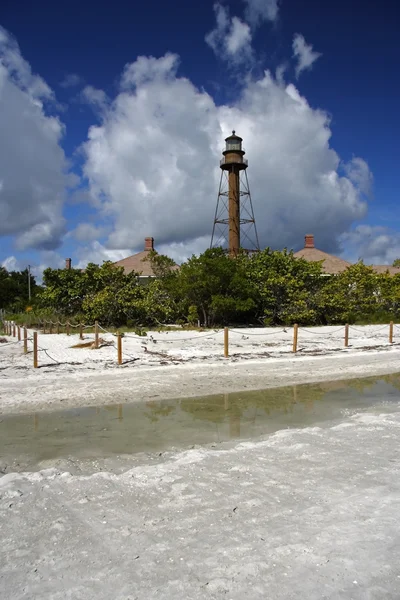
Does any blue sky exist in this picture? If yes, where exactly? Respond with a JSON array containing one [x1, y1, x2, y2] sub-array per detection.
[[1, 0, 399, 277]]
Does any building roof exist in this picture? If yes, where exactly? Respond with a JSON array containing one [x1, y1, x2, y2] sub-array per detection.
[[293, 234, 351, 274], [112, 237, 178, 277], [370, 265, 400, 276], [294, 234, 400, 276]]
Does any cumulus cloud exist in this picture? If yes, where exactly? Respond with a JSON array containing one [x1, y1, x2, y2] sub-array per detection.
[[292, 34, 322, 78], [80, 53, 371, 261], [0, 25, 71, 251], [0, 26, 53, 101], [74, 241, 131, 270], [2, 251, 65, 282], [340, 225, 400, 265], [60, 73, 83, 88], [343, 157, 373, 198]]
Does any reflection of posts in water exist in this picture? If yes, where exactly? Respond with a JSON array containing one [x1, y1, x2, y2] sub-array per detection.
[[229, 413, 240, 438], [118, 404, 123, 422], [293, 385, 298, 403], [224, 393, 229, 410], [33, 413, 38, 432], [96, 407, 100, 415]]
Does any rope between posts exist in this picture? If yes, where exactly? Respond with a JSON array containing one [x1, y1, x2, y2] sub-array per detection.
[[123, 329, 223, 342], [98, 324, 114, 335], [121, 349, 138, 362], [37, 347, 60, 364], [349, 324, 389, 334], [299, 327, 345, 335], [230, 329, 289, 336], [0, 340, 22, 349]]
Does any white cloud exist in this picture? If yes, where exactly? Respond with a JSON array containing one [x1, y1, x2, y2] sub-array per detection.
[[292, 34, 322, 78], [60, 73, 83, 88], [81, 85, 109, 112], [343, 157, 373, 198], [243, 0, 280, 27], [81, 53, 371, 261], [206, 0, 279, 65], [2, 255, 23, 272], [0, 26, 71, 251], [340, 225, 400, 265], [226, 17, 252, 57], [0, 26, 53, 101], [121, 53, 179, 88], [206, 4, 253, 65], [71, 223, 106, 242], [74, 241, 131, 270], [1, 251, 65, 282]]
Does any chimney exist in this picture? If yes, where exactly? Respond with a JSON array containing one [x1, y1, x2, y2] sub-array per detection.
[[304, 234, 315, 249], [144, 237, 154, 251], [65, 258, 72, 270]]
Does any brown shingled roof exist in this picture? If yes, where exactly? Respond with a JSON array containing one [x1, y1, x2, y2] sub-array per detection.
[[294, 234, 400, 276], [112, 237, 178, 276], [293, 234, 351, 274], [370, 265, 400, 276]]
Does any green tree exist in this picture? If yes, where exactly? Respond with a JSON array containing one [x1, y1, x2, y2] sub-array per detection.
[[175, 248, 257, 326], [0, 267, 38, 312], [246, 248, 324, 325], [393, 259, 400, 267]]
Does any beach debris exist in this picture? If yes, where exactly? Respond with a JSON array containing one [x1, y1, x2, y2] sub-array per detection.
[[71, 338, 114, 349]]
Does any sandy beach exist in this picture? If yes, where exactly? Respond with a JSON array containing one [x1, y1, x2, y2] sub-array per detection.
[[2, 324, 400, 599], [1, 324, 400, 413], [1, 411, 400, 599]]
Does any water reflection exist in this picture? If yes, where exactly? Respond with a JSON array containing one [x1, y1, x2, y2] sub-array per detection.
[[2, 373, 400, 473]]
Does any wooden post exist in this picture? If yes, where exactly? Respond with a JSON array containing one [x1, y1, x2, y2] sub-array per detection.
[[49, 321, 53, 334], [33, 331, 38, 368], [117, 332, 122, 365], [292, 324, 298, 353], [224, 327, 229, 358], [344, 323, 349, 348], [95, 321, 99, 349], [389, 321, 394, 344], [79, 323, 83, 340], [57, 321, 60, 335], [17, 326, 21, 341], [66, 321, 70, 336], [23, 327, 28, 354], [12, 323, 16, 337]]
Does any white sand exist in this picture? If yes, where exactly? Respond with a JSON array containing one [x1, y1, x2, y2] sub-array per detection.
[[2, 325, 400, 598], [1, 411, 400, 599], [1, 324, 400, 413]]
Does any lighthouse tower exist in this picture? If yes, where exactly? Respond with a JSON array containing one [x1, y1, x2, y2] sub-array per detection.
[[211, 131, 259, 256]]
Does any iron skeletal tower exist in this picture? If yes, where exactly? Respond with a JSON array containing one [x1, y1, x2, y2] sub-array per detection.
[[211, 131, 259, 256]]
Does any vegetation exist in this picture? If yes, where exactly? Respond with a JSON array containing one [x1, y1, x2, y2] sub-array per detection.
[[3, 248, 400, 327], [0, 266, 39, 313]]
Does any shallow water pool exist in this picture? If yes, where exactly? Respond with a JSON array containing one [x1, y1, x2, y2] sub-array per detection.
[[1, 373, 400, 474]]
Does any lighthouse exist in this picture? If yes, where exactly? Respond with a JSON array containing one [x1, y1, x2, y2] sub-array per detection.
[[211, 131, 259, 256]]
